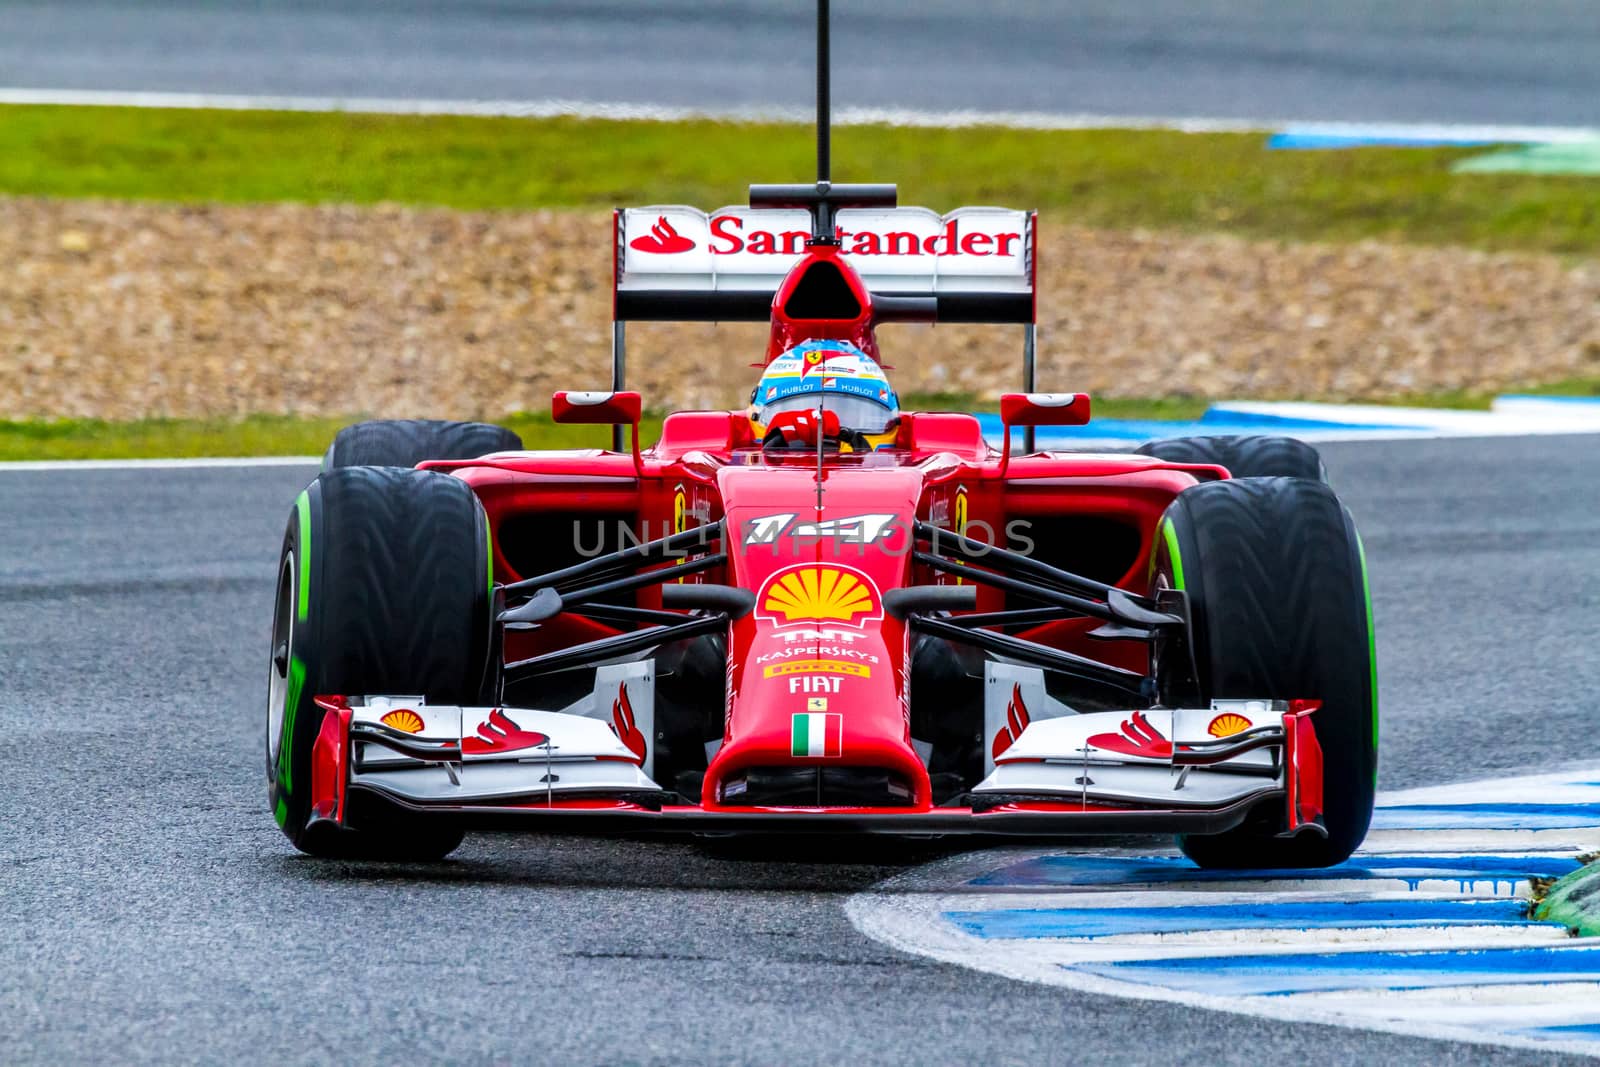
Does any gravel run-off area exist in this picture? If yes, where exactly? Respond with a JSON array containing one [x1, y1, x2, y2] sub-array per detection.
[[2, 196, 1597, 420]]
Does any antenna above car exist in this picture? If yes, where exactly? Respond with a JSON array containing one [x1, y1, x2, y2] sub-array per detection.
[[817, 0, 830, 184], [748, 0, 897, 245], [815, 0, 830, 512], [608, 0, 1040, 454]]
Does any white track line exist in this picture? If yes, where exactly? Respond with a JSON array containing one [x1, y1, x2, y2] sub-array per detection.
[[847, 891, 1600, 1058], [0, 456, 318, 472], [847, 766, 1600, 1058], [1, 87, 1597, 141]]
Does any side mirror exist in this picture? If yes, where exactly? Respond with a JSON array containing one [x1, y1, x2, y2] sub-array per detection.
[[552, 391, 645, 475], [999, 392, 1091, 426], [552, 390, 643, 425], [997, 393, 1091, 475]]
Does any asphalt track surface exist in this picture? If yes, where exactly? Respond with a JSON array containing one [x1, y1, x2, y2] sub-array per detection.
[[3, 433, 1598, 1064], [2, 0, 1598, 128]]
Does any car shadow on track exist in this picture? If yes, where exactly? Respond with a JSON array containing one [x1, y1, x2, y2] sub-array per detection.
[[264, 831, 1162, 892], [264, 832, 959, 892]]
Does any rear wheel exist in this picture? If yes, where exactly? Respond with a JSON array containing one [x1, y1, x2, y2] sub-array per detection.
[[1151, 477, 1376, 868], [322, 419, 523, 470], [1135, 434, 1327, 482], [267, 466, 494, 860]]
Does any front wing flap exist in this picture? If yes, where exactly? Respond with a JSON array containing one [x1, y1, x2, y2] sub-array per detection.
[[333, 688, 658, 807], [978, 700, 1287, 808], [315, 696, 1323, 838]]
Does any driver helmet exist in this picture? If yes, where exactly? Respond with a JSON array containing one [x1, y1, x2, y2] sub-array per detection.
[[750, 339, 900, 447]]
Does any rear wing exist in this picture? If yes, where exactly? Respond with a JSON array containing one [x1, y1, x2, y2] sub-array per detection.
[[606, 204, 1039, 447], [613, 205, 1036, 325]]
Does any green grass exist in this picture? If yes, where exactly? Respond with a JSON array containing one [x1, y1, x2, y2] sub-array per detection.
[[2, 105, 1598, 253], [0, 396, 1216, 460], [4, 105, 1595, 459], [11, 383, 1599, 461], [0, 413, 664, 462], [902, 392, 1214, 421], [1518, 375, 1600, 398]]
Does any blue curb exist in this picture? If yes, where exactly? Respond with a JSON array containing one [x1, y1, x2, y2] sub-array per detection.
[[1269, 132, 1502, 150], [947, 899, 1546, 940], [1371, 803, 1600, 830], [974, 411, 1416, 448], [968, 853, 1583, 889], [1075, 944, 1600, 996]]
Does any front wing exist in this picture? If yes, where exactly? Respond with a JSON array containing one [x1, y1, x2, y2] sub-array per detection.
[[307, 696, 1324, 839]]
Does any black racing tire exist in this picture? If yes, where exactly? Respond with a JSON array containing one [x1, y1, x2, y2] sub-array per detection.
[[321, 419, 523, 471], [909, 633, 986, 803], [1150, 476, 1376, 868], [1135, 435, 1327, 482], [267, 466, 495, 861]]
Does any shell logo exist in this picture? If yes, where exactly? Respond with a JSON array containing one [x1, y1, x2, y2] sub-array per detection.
[[1207, 712, 1252, 738], [379, 708, 424, 734], [756, 564, 882, 628]]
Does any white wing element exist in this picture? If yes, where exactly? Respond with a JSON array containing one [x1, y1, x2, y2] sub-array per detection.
[[977, 663, 1287, 807], [618, 205, 1033, 293], [345, 664, 659, 803]]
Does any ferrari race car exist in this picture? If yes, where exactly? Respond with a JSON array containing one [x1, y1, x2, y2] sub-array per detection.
[[266, 151, 1375, 870]]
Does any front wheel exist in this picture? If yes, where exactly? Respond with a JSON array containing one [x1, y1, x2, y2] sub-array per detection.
[[267, 466, 494, 860], [1151, 476, 1376, 868]]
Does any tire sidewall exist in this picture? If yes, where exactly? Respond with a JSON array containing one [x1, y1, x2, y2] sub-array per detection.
[[266, 469, 494, 851], [267, 478, 326, 845], [1152, 477, 1377, 866]]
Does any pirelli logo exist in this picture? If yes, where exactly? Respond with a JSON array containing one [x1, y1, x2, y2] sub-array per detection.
[[761, 660, 872, 680]]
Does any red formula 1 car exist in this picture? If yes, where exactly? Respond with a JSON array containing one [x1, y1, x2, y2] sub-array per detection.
[[266, 117, 1375, 872]]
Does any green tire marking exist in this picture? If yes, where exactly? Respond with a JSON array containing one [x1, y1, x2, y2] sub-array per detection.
[[1356, 530, 1379, 776], [273, 795, 289, 828], [1161, 517, 1185, 589], [294, 489, 312, 622], [277, 654, 306, 793], [484, 505, 494, 598], [1535, 859, 1600, 936]]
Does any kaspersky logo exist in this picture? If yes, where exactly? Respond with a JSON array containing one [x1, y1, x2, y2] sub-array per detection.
[[755, 563, 882, 629]]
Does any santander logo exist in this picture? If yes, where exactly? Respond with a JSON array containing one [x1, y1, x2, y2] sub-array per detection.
[[991, 683, 1031, 760], [628, 212, 1022, 258], [629, 215, 696, 254], [461, 708, 550, 756], [610, 683, 648, 764], [711, 216, 1020, 258], [1088, 711, 1173, 760]]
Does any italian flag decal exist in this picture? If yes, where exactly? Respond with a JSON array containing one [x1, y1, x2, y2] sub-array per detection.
[[791, 712, 843, 758]]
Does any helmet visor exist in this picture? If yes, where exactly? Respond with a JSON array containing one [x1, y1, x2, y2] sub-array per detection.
[[757, 393, 898, 435]]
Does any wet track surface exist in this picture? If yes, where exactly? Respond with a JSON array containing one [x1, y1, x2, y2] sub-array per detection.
[[2, 0, 1598, 127], [2, 434, 1598, 1063]]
